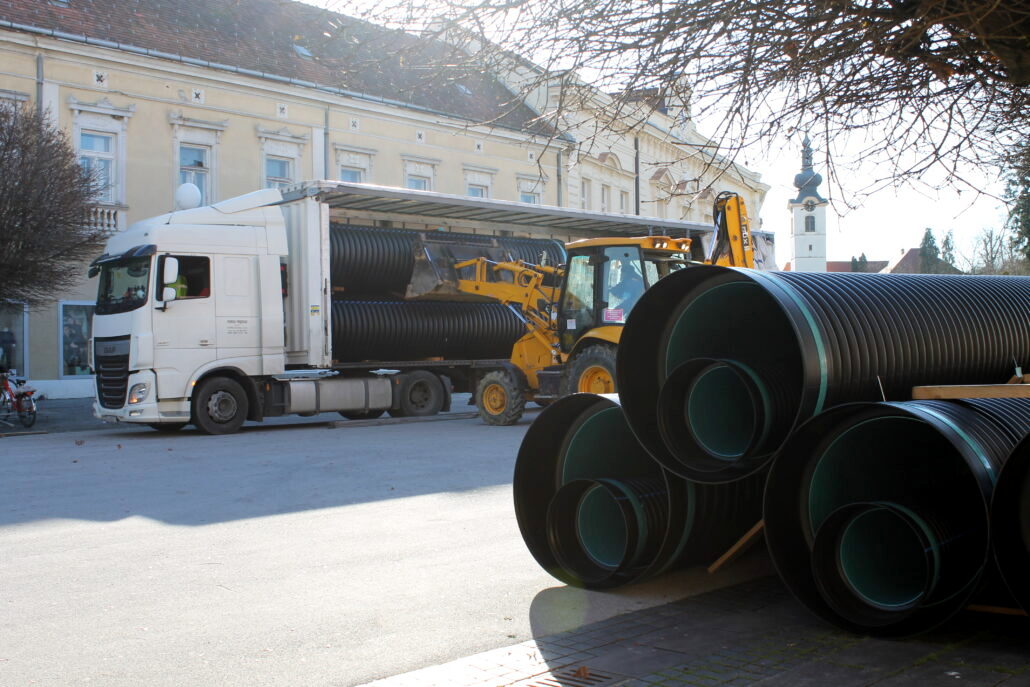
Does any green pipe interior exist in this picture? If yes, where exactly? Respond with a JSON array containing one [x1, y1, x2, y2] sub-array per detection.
[[838, 506, 935, 609], [686, 364, 760, 460], [576, 484, 629, 569], [562, 407, 660, 484]]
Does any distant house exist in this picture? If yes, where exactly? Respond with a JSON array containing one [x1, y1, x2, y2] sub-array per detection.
[[826, 260, 890, 273], [881, 249, 963, 275]]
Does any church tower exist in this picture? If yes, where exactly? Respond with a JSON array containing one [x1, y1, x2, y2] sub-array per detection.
[[788, 135, 828, 272]]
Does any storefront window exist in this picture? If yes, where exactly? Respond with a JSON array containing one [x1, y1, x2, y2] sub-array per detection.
[[0, 302, 27, 374], [61, 303, 95, 377]]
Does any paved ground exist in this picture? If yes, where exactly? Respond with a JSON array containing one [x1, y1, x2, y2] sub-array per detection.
[[2, 400, 1029, 686]]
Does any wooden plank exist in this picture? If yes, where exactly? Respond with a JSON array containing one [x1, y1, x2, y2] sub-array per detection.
[[708, 520, 764, 574], [966, 604, 1029, 617], [912, 384, 1030, 400]]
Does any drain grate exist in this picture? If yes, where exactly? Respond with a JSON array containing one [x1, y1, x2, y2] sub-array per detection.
[[515, 666, 620, 687]]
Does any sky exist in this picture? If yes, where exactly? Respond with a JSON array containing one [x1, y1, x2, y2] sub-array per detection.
[[750, 140, 1009, 268]]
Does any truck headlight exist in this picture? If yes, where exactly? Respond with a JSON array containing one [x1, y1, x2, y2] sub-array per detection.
[[128, 383, 149, 405]]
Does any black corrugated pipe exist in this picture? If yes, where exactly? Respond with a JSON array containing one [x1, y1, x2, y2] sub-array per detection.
[[513, 393, 763, 589], [991, 432, 1030, 613], [764, 398, 1030, 637], [617, 265, 1030, 483], [331, 299, 525, 362], [330, 224, 566, 295]]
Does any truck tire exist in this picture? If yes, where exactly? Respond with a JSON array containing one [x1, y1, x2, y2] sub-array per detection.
[[388, 370, 444, 418], [147, 422, 188, 432], [476, 370, 526, 426], [192, 376, 249, 435], [339, 409, 385, 420], [562, 344, 618, 396]]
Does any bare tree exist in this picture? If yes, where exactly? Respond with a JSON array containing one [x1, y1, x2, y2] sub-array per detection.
[[333, 0, 1029, 203], [0, 104, 106, 307]]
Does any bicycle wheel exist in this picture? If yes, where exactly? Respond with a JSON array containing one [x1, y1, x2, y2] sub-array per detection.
[[16, 396, 36, 428]]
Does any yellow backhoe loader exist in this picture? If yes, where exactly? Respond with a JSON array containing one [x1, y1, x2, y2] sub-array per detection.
[[408, 191, 758, 425]]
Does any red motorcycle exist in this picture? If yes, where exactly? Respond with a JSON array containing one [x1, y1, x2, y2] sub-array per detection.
[[0, 370, 37, 428]]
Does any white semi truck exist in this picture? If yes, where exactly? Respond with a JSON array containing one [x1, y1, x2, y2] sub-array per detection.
[[89, 181, 772, 434]]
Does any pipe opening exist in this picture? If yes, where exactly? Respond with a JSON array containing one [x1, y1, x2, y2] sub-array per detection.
[[561, 407, 660, 483], [576, 484, 630, 568], [838, 506, 936, 610], [805, 415, 987, 607], [686, 363, 765, 460]]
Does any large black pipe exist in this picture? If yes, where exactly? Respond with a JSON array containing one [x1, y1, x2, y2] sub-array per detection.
[[331, 299, 525, 362], [991, 432, 1030, 613], [513, 393, 763, 589], [617, 265, 1030, 483], [764, 398, 1030, 636], [330, 223, 566, 295]]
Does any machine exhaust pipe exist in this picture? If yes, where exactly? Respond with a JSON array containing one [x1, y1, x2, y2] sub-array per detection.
[[764, 398, 1030, 636], [513, 393, 762, 589], [617, 265, 1030, 483]]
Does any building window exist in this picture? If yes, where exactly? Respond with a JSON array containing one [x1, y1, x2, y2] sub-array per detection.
[[79, 131, 116, 204], [179, 145, 210, 204], [0, 302, 27, 374], [257, 125, 308, 192], [620, 190, 630, 213], [520, 192, 540, 204], [60, 303, 95, 377], [580, 178, 592, 210], [265, 156, 294, 189], [805, 215, 816, 233], [335, 144, 375, 184], [601, 184, 611, 212], [339, 166, 363, 183], [467, 184, 488, 198], [406, 175, 430, 191], [69, 96, 135, 207]]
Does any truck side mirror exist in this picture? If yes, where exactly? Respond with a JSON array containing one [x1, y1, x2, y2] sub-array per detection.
[[163, 257, 179, 286], [162, 286, 177, 302]]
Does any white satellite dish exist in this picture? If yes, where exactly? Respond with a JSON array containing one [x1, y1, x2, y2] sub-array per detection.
[[173, 183, 203, 211]]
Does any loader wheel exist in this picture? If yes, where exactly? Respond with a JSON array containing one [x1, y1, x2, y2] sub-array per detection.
[[562, 344, 618, 396], [192, 376, 248, 435], [476, 371, 526, 426], [388, 370, 444, 418]]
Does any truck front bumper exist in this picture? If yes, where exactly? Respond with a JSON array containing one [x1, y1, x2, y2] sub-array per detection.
[[92, 370, 190, 424]]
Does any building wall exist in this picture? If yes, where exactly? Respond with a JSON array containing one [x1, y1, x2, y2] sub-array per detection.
[[0, 26, 768, 397]]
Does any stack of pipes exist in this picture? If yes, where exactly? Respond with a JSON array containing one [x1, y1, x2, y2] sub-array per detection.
[[514, 264, 1030, 636], [328, 224, 564, 362]]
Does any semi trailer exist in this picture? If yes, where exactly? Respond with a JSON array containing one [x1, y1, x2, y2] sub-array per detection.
[[88, 181, 772, 434]]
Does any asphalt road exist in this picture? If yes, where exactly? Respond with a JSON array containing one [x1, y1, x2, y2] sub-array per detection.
[[0, 409, 764, 686]]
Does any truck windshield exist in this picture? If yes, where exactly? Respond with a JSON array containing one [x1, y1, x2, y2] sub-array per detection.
[[96, 257, 151, 315]]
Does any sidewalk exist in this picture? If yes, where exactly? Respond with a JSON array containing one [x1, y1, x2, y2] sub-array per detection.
[[365, 573, 1030, 686], [0, 392, 490, 436]]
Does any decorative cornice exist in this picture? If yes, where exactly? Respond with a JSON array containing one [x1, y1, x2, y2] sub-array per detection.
[[255, 124, 309, 144], [67, 95, 135, 118], [168, 110, 228, 131]]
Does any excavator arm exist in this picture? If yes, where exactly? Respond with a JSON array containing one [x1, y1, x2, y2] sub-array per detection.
[[707, 191, 756, 268]]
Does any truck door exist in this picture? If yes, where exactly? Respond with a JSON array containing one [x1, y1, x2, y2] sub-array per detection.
[[215, 255, 262, 365], [153, 254, 217, 399]]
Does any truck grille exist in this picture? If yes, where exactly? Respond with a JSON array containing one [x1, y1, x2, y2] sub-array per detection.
[[94, 336, 131, 409]]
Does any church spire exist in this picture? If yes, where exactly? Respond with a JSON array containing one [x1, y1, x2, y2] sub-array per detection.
[[792, 134, 825, 203]]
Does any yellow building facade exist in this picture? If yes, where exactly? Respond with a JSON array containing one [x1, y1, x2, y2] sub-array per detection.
[[0, 1, 768, 397]]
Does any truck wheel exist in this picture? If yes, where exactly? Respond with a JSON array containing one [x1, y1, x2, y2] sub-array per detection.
[[388, 371, 444, 418], [147, 422, 188, 432], [192, 376, 249, 435], [476, 370, 526, 426], [339, 409, 385, 420], [562, 344, 618, 396]]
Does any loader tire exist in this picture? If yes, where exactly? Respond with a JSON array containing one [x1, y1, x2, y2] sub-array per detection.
[[562, 344, 618, 396], [476, 370, 526, 426]]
